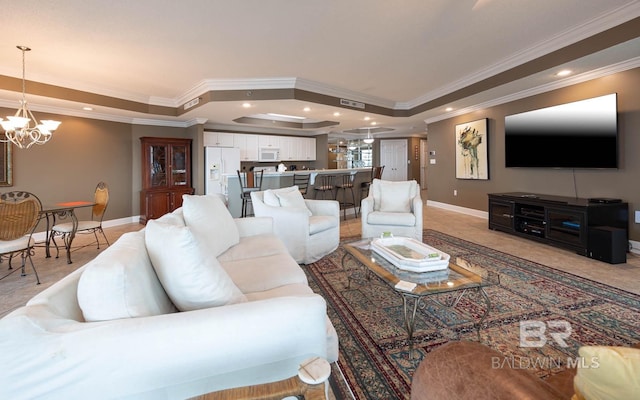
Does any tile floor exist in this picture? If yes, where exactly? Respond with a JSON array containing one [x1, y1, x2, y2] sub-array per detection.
[[341, 195, 640, 296], [3, 196, 639, 319]]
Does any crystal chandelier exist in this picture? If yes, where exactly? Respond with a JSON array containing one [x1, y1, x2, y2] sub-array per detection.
[[0, 46, 61, 149]]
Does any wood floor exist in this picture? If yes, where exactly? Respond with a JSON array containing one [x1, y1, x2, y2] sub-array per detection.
[[2, 197, 639, 319]]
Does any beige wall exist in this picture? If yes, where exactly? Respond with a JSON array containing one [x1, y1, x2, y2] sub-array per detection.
[[426, 67, 640, 241], [2, 112, 134, 227], [4, 68, 637, 241]]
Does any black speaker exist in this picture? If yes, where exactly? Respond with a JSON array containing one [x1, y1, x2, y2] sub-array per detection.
[[588, 226, 627, 264]]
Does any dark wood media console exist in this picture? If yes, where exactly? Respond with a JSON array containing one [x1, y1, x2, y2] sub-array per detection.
[[488, 192, 629, 264]]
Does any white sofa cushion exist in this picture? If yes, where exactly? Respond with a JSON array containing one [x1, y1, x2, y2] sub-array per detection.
[[217, 233, 288, 262], [77, 230, 176, 322], [220, 252, 307, 293], [182, 194, 239, 257], [145, 219, 247, 311]]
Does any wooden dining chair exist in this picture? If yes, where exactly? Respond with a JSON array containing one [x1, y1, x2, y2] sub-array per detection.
[[0, 191, 42, 284], [51, 182, 110, 258]]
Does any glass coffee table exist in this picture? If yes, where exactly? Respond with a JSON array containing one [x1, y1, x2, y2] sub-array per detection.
[[342, 238, 498, 353]]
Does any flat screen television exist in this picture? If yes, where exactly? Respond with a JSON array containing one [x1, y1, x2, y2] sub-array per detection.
[[504, 93, 618, 168]]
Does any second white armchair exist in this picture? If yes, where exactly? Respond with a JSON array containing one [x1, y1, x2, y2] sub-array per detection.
[[361, 179, 423, 241], [251, 186, 340, 264]]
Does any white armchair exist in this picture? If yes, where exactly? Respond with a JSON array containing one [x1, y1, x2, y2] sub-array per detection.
[[251, 186, 340, 264], [361, 179, 423, 241]]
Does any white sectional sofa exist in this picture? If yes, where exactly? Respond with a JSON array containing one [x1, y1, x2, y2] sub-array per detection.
[[0, 195, 339, 400]]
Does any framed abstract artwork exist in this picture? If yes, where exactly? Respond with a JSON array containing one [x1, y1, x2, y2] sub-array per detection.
[[455, 118, 489, 180], [0, 141, 12, 186]]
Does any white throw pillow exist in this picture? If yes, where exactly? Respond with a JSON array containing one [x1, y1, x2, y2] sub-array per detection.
[[145, 219, 247, 312], [182, 194, 239, 257], [379, 180, 415, 212], [263, 190, 281, 207], [77, 230, 176, 322], [276, 188, 313, 216], [263, 186, 299, 207]]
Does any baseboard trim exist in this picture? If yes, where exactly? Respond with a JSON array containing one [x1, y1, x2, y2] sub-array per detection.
[[427, 200, 640, 256], [426, 200, 488, 219], [33, 216, 141, 242]]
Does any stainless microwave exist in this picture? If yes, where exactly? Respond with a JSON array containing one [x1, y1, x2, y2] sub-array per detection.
[[259, 147, 280, 162]]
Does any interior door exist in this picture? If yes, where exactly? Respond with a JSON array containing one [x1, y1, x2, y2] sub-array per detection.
[[379, 139, 407, 181]]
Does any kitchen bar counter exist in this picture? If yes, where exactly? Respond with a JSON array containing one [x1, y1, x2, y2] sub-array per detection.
[[226, 168, 372, 218]]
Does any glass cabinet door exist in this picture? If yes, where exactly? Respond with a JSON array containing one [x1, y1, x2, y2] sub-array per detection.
[[171, 144, 188, 186], [149, 145, 167, 188]]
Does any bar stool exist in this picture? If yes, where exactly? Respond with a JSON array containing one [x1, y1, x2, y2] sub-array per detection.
[[335, 173, 357, 220], [293, 173, 310, 198], [360, 165, 384, 199], [237, 170, 263, 217], [313, 174, 335, 200]]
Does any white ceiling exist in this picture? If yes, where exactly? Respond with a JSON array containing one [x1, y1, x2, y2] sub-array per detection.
[[0, 0, 639, 140]]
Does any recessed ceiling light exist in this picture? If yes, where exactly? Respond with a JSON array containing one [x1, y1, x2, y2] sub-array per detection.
[[445, 107, 453, 112], [83, 106, 93, 111], [333, 112, 340, 117], [556, 69, 572, 77], [242, 102, 251, 108], [364, 116, 371, 121], [370, 121, 377, 126], [303, 106, 311, 112]]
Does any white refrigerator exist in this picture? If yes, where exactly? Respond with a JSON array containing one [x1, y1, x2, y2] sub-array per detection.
[[205, 147, 241, 197]]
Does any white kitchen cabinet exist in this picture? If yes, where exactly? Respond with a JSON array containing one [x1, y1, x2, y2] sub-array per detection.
[[203, 131, 235, 147], [279, 136, 316, 161], [279, 136, 296, 161], [300, 137, 316, 161], [258, 135, 281, 149], [234, 134, 259, 161]]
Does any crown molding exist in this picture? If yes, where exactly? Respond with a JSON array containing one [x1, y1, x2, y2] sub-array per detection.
[[408, 2, 640, 110], [424, 56, 640, 125]]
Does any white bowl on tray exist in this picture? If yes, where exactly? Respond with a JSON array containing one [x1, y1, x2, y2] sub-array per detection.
[[371, 237, 450, 272]]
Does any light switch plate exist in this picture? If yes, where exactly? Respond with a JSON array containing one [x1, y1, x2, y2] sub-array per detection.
[[635, 210, 640, 223], [430, 159, 436, 164]]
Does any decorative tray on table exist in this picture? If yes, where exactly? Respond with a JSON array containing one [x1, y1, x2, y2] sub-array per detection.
[[371, 237, 450, 272]]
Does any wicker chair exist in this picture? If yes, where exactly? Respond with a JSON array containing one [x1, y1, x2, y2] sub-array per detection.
[[51, 182, 110, 257], [0, 191, 42, 284]]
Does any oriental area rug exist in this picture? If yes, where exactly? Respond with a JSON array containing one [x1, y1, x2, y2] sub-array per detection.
[[306, 230, 640, 400]]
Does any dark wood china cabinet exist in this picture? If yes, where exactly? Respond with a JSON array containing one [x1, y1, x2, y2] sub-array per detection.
[[140, 137, 194, 224]]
